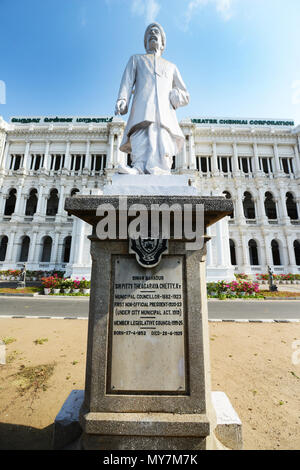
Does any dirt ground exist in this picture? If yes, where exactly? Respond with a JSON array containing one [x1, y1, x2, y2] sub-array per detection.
[[0, 318, 300, 450]]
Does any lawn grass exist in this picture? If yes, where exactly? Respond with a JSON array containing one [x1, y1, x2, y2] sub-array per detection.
[[259, 290, 300, 297], [0, 287, 41, 294]]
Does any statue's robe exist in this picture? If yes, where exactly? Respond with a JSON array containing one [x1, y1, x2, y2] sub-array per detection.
[[117, 53, 189, 156]]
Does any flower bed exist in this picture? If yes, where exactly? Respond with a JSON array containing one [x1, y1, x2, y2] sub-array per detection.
[[41, 275, 90, 295], [207, 280, 262, 299], [255, 273, 300, 284]]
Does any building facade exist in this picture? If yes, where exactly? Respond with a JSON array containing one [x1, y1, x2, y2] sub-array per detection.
[[0, 115, 299, 281]]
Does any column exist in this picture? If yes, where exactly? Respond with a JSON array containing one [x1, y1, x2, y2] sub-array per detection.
[[115, 132, 123, 167], [273, 143, 282, 176], [28, 230, 38, 264], [286, 234, 296, 267], [215, 221, 224, 266], [258, 238, 266, 269], [253, 143, 261, 175], [13, 184, 25, 218], [5, 231, 16, 263], [0, 193, 7, 216], [241, 233, 251, 271], [69, 218, 85, 266], [235, 187, 246, 225], [232, 143, 240, 175], [0, 141, 9, 171], [281, 239, 289, 268], [293, 144, 300, 177], [278, 187, 290, 224], [50, 231, 60, 265], [296, 198, 300, 220], [236, 236, 243, 270], [21, 141, 30, 171], [41, 141, 50, 170], [263, 233, 273, 267], [211, 142, 219, 176], [68, 219, 77, 266], [257, 188, 268, 225], [107, 132, 114, 169], [179, 135, 187, 170], [57, 236, 65, 266], [34, 185, 47, 220], [189, 132, 196, 170], [64, 141, 71, 170], [84, 140, 91, 172], [55, 184, 66, 220]]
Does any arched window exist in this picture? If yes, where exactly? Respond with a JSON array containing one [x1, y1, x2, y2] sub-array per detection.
[[25, 189, 38, 216], [229, 239, 237, 265], [0, 236, 8, 261], [286, 193, 298, 220], [271, 240, 281, 266], [19, 236, 30, 262], [265, 192, 277, 220], [223, 191, 234, 219], [46, 189, 59, 216], [62, 236, 72, 263], [4, 189, 17, 216], [41, 236, 52, 262], [249, 239, 259, 266], [294, 240, 300, 266], [243, 192, 256, 219]]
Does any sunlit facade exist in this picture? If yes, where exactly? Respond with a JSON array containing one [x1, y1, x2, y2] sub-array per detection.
[[0, 115, 299, 281]]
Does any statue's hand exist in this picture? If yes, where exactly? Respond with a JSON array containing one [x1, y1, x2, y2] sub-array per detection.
[[115, 99, 127, 115], [169, 89, 181, 110]]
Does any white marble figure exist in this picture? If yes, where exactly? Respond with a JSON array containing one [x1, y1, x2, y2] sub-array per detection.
[[115, 22, 189, 175]]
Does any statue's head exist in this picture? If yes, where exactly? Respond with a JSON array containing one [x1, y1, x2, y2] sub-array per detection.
[[144, 22, 166, 54]]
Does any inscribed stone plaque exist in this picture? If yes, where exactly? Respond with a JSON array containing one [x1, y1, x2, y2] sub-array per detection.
[[109, 256, 186, 393]]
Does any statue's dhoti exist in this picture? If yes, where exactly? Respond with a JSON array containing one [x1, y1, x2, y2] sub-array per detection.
[[129, 123, 177, 175]]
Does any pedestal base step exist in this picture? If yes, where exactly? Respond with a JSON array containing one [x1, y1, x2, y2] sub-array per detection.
[[52, 390, 242, 450]]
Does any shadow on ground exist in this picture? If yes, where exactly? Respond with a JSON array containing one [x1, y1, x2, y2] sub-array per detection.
[[0, 422, 53, 450]]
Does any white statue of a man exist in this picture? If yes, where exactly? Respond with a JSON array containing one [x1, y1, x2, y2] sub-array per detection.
[[115, 22, 189, 175]]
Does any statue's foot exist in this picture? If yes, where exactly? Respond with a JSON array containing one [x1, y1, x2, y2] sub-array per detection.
[[146, 166, 171, 175], [117, 164, 142, 175]]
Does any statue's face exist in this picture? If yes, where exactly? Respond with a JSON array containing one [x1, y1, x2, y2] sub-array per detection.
[[146, 25, 163, 53]]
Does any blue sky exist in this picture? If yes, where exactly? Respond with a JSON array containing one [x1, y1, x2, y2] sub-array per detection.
[[1, 0, 300, 124]]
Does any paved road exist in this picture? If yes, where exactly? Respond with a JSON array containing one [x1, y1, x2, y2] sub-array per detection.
[[0, 296, 89, 318], [208, 300, 300, 320], [0, 296, 299, 320]]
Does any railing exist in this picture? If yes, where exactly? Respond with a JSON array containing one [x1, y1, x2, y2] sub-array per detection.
[[246, 219, 257, 225], [268, 220, 278, 225]]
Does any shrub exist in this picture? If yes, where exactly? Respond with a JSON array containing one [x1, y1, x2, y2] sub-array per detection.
[[72, 278, 81, 290], [41, 274, 60, 289], [60, 278, 73, 289], [234, 273, 248, 280], [79, 278, 90, 289]]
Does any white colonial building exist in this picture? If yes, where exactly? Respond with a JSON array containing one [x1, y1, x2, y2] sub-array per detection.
[[0, 115, 299, 281]]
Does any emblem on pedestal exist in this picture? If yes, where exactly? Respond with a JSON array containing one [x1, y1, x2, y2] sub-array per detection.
[[129, 238, 168, 268]]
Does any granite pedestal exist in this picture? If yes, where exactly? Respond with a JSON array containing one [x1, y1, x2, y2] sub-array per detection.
[[61, 179, 237, 450]]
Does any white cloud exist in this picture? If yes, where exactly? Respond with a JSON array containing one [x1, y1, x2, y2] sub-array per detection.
[[131, 0, 161, 24], [184, 0, 235, 29]]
